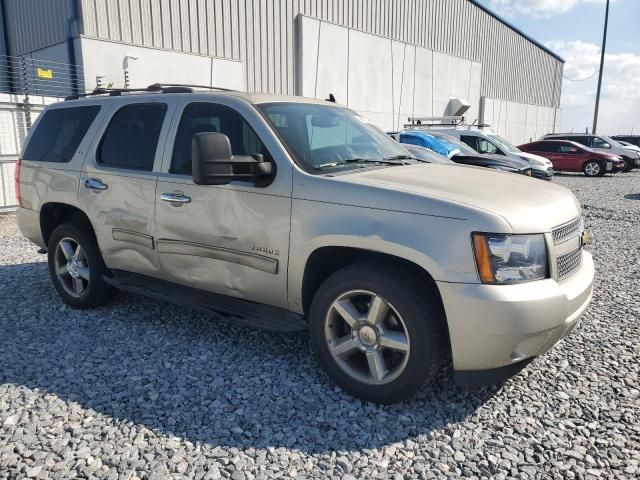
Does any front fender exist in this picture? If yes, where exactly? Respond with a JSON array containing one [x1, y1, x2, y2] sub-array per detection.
[[287, 198, 481, 313]]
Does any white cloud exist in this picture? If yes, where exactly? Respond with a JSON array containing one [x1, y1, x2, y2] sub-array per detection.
[[488, 0, 609, 17], [546, 40, 640, 134]]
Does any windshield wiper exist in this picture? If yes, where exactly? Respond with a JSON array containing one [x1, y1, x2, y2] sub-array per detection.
[[313, 158, 405, 170], [383, 154, 416, 162]]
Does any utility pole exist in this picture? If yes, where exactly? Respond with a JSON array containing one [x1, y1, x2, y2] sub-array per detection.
[[592, 0, 610, 134]]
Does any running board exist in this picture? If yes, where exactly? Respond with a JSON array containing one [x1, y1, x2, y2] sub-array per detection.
[[103, 270, 306, 332]]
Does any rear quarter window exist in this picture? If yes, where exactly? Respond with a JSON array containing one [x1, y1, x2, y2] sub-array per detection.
[[22, 106, 101, 162]]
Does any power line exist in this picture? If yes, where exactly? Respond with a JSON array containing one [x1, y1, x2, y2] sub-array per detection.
[[563, 70, 599, 82]]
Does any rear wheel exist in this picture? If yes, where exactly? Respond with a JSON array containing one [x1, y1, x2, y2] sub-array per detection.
[[309, 263, 447, 404], [583, 160, 603, 177], [47, 223, 114, 309]]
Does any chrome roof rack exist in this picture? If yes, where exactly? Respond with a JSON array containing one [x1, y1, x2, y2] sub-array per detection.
[[403, 116, 493, 130]]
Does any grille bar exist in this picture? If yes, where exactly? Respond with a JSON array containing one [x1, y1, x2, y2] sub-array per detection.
[[552, 216, 582, 245], [557, 247, 583, 280]]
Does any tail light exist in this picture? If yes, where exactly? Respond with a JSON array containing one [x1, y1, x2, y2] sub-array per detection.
[[14, 158, 22, 207]]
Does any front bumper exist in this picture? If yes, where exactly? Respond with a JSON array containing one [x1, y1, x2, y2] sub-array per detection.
[[611, 161, 626, 173], [531, 166, 554, 180], [437, 251, 594, 384]]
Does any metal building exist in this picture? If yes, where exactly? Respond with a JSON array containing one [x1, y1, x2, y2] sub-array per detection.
[[0, 0, 564, 142]]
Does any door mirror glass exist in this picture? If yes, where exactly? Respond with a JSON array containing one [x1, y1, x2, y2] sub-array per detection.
[[192, 132, 272, 185]]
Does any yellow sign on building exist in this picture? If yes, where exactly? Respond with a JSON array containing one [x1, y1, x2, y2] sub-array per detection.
[[36, 68, 53, 79]]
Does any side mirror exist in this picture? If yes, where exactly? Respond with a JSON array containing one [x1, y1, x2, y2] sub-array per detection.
[[192, 132, 273, 185]]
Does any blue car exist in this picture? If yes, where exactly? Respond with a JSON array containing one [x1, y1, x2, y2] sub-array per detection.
[[398, 131, 458, 157]]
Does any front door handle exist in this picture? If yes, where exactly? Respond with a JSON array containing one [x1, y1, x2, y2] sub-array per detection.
[[83, 177, 108, 191], [160, 192, 191, 204]]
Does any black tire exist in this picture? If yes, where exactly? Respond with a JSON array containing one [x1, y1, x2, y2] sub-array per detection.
[[583, 160, 603, 177], [47, 222, 114, 309], [621, 157, 635, 173], [309, 262, 448, 404]]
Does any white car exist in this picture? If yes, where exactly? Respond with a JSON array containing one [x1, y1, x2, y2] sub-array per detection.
[[423, 128, 554, 180], [543, 133, 640, 172]]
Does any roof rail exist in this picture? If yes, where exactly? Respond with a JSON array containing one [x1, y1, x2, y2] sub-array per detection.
[[403, 116, 494, 131], [147, 83, 237, 92], [64, 82, 236, 101]]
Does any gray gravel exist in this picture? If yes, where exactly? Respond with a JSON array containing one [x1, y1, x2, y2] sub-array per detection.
[[1, 171, 639, 479]]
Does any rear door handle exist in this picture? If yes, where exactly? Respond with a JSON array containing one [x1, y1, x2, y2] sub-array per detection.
[[160, 192, 191, 204], [83, 177, 108, 191]]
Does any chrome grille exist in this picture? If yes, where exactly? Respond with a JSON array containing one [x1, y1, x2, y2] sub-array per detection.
[[557, 247, 583, 280], [552, 217, 582, 245]]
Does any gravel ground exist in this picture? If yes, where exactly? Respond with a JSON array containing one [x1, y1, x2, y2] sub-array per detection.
[[1, 172, 639, 480]]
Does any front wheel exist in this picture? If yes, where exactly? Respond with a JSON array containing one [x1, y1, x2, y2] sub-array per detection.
[[621, 157, 635, 173], [47, 223, 114, 309], [583, 160, 603, 177], [309, 263, 447, 404]]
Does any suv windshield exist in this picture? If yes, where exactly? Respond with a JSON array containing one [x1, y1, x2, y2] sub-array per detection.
[[489, 135, 521, 153], [428, 132, 478, 156], [257, 103, 413, 173]]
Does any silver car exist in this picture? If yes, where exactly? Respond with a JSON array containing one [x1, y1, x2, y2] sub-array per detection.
[[15, 86, 594, 403]]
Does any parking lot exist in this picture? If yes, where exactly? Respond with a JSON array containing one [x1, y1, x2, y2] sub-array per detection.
[[0, 172, 638, 480]]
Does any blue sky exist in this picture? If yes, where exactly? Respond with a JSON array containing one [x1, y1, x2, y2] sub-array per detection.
[[476, 0, 640, 135]]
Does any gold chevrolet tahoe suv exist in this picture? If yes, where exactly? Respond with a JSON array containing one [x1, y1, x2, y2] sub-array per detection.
[[15, 85, 594, 404]]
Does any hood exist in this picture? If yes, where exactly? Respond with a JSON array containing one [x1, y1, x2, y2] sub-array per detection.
[[455, 153, 530, 169], [517, 151, 553, 167], [600, 151, 624, 161], [622, 144, 640, 153], [340, 164, 580, 233]]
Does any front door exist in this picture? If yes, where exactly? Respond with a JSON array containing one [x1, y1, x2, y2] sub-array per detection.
[[79, 99, 175, 277], [154, 99, 292, 309]]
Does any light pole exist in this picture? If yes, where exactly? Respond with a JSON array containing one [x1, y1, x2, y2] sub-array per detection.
[[592, 0, 610, 134]]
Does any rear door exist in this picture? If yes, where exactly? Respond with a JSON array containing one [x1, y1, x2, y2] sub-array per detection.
[[557, 144, 585, 171], [79, 98, 177, 277]]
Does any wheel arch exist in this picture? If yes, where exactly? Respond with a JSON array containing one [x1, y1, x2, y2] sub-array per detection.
[[582, 159, 603, 174], [301, 246, 445, 317], [40, 203, 97, 247]]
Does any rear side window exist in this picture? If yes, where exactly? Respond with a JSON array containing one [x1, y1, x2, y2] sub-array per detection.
[[23, 106, 100, 162], [98, 103, 167, 171], [536, 142, 560, 153], [559, 145, 580, 154]]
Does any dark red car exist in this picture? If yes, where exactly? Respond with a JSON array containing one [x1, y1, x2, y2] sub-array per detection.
[[519, 140, 625, 177]]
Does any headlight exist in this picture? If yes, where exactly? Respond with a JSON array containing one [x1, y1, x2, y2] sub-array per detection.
[[521, 155, 545, 166], [472, 233, 548, 284]]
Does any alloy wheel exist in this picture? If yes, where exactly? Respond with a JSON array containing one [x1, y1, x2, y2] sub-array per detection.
[[585, 162, 600, 176], [324, 290, 410, 385], [54, 237, 90, 298]]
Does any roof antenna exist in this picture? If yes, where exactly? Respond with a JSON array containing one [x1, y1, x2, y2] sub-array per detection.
[[325, 93, 336, 103]]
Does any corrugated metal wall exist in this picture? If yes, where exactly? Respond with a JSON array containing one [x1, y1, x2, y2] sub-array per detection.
[[6, 0, 564, 108], [3, 0, 70, 55]]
